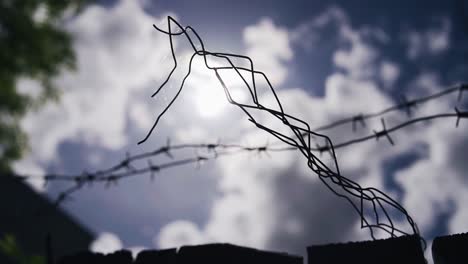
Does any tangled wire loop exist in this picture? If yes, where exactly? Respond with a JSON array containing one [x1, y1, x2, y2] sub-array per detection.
[[138, 16, 426, 245]]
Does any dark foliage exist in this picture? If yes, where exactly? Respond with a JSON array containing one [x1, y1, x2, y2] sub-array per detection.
[[0, 0, 88, 173]]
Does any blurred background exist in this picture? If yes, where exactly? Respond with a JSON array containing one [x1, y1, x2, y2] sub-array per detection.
[[1, 0, 468, 263]]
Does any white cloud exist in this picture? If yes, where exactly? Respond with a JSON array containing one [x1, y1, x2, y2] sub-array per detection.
[[396, 121, 468, 233], [128, 246, 147, 258], [293, 6, 384, 80], [155, 9, 467, 264], [333, 40, 376, 79], [129, 103, 154, 132], [155, 7, 421, 258], [405, 18, 451, 59], [33, 4, 48, 24], [156, 220, 207, 249], [333, 26, 379, 79], [90, 232, 123, 254], [12, 158, 46, 192], [324, 73, 393, 116], [406, 72, 455, 115], [379, 61, 400, 88], [291, 6, 348, 51], [16, 78, 43, 100], [91, 232, 146, 256], [155, 66, 407, 255], [411, 72, 444, 94], [16, 3, 468, 264], [244, 18, 293, 87], [18, 0, 173, 163], [155, 75, 404, 254]]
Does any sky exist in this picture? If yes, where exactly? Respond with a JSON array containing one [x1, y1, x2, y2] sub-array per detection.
[[13, 0, 468, 262]]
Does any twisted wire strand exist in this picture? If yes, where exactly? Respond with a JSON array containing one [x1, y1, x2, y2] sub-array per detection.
[[138, 16, 425, 243]]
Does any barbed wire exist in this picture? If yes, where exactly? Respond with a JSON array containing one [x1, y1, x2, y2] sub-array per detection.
[[10, 17, 468, 247], [310, 83, 467, 133], [315, 110, 468, 152], [11, 143, 290, 205], [11, 82, 467, 183], [10, 105, 468, 206], [11, 106, 468, 207]]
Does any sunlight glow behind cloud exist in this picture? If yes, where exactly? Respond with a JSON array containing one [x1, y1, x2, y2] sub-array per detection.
[[188, 57, 248, 118]]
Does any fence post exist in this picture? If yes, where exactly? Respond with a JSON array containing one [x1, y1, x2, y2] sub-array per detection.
[[432, 232, 468, 264], [177, 243, 303, 264], [134, 248, 177, 264], [307, 235, 425, 264]]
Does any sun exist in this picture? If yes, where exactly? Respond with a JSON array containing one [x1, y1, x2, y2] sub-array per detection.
[[193, 82, 227, 118], [189, 58, 247, 118]]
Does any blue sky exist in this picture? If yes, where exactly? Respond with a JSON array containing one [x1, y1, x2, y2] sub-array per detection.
[[14, 0, 468, 262]]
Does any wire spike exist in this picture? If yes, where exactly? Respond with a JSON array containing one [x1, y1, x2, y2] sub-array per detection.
[[147, 160, 156, 181], [163, 138, 173, 159], [458, 83, 467, 102], [454, 107, 468, 127], [373, 118, 394, 145], [399, 95, 416, 117], [195, 156, 208, 169], [315, 143, 324, 156]]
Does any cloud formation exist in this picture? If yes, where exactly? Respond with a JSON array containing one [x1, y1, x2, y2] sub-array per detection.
[[156, 7, 466, 264], [15, 2, 467, 263], [90, 232, 123, 254], [156, 8, 407, 255], [404, 18, 451, 60], [17, 0, 173, 163], [244, 18, 293, 87]]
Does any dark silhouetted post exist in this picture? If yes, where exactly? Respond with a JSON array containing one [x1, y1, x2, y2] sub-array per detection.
[[432, 232, 468, 264], [177, 243, 303, 264], [134, 248, 177, 264], [307, 235, 425, 264]]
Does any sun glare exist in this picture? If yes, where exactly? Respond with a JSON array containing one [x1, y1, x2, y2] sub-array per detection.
[[190, 59, 247, 118]]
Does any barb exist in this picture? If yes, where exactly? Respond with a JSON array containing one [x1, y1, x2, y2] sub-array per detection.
[[398, 95, 416, 117], [458, 83, 468, 101], [455, 107, 468, 127], [373, 119, 394, 145], [352, 114, 366, 132]]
